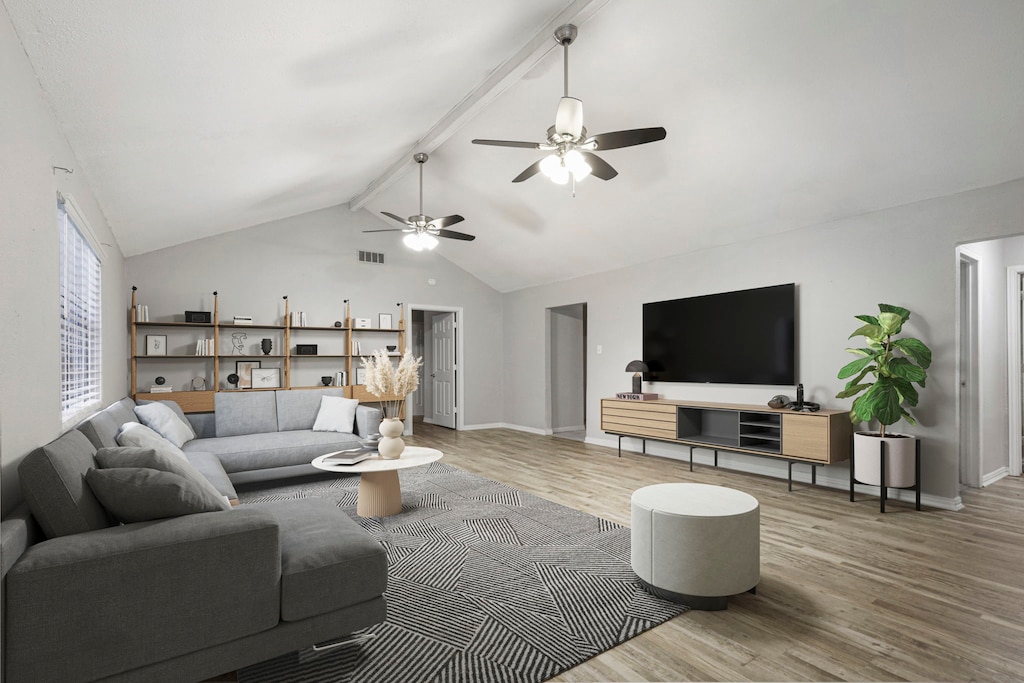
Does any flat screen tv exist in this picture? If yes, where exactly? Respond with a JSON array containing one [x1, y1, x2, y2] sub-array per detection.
[[643, 283, 796, 385]]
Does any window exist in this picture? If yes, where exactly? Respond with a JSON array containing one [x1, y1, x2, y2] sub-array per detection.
[[59, 193, 102, 425]]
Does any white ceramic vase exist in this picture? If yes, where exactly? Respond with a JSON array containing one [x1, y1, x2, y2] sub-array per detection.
[[853, 431, 917, 488], [377, 417, 405, 460]]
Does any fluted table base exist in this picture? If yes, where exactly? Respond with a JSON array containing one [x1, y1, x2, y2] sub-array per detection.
[[357, 470, 402, 517]]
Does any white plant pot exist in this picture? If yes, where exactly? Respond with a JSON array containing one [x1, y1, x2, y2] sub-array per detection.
[[853, 431, 917, 488], [377, 417, 405, 460]]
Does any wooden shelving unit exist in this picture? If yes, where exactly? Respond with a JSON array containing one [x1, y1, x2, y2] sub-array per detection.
[[130, 288, 406, 412]]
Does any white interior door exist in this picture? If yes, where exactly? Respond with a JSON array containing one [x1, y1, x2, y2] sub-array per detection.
[[958, 253, 980, 488], [430, 312, 456, 429]]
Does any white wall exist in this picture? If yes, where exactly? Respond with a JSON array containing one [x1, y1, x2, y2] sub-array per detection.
[[123, 206, 504, 428], [0, 9, 126, 514], [503, 179, 1024, 506], [549, 304, 585, 432]]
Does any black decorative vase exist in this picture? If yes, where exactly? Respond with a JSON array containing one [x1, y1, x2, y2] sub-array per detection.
[[321, 376, 332, 386], [261, 339, 272, 355]]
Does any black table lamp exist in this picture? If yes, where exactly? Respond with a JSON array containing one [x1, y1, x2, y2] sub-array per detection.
[[625, 360, 648, 394]]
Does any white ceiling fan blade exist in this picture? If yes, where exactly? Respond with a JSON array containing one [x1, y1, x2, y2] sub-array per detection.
[[554, 97, 583, 138]]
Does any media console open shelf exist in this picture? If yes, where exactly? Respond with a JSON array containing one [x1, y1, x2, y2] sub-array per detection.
[[601, 398, 851, 488], [130, 288, 406, 412]]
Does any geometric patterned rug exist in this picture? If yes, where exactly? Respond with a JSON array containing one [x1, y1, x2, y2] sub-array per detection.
[[235, 462, 688, 683]]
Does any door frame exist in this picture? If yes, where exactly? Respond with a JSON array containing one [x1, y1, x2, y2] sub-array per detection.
[[407, 304, 464, 431], [1008, 265, 1024, 477], [956, 248, 981, 488]]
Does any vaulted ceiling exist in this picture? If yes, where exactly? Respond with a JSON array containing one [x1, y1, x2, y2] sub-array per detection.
[[7, 0, 1024, 292]]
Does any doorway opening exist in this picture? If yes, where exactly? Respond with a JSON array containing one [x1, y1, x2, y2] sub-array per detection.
[[547, 303, 587, 441], [409, 305, 463, 432]]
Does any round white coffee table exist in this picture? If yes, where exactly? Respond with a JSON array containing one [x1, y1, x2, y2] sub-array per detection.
[[312, 446, 443, 517], [631, 482, 759, 610]]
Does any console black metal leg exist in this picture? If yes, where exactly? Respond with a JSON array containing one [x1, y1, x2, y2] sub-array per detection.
[[811, 465, 817, 485], [788, 461, 793, 492], [915, 439, 922, 511], [880, 442, 888, 514], [642, 438, 647, 454], [689, 446, 693, 472], [714, 450, 719, 467], [617, 435, 622, 458], [849, 434, 856, 502]]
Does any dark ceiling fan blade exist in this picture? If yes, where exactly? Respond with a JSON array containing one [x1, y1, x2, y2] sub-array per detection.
[[428, 214, 465, 229], [381, 211, 412, 226], [472, 139, 543, 149], [581, 152, 618, 180], [437, 229, 475, 241], [362, 228, 408, 233], [587, 127, 667, 151], [512, 159, 543, 183]]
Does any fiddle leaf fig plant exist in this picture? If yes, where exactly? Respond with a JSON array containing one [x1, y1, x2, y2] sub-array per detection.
[[836, 303, 932, 437]]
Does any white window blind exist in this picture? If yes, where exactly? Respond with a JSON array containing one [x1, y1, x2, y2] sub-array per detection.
[[59, 194, 102, 425]]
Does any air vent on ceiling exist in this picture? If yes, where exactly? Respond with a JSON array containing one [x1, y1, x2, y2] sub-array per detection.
[[358, 250, 385, 264]]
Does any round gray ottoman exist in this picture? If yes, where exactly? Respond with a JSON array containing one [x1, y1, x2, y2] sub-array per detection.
[[631, 482, 760, 610]]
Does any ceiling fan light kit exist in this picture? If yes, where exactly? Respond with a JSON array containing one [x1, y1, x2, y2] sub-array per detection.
[[472, 23, 667, 189], [363, 152, 474, 251]]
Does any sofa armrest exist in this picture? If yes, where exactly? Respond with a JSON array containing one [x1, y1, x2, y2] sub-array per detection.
[[355, 404, 383, 437], [5, 509, 282, 683]]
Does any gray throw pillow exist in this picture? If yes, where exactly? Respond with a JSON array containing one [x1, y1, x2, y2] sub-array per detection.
[[95, 446, 230, 510], [86, 468, 229, 524]]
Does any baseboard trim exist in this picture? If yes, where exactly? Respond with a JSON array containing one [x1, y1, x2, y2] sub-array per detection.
[[461, 422, 552, 435], [586, 434, 964, 511], [982, 467, 1009, 487]]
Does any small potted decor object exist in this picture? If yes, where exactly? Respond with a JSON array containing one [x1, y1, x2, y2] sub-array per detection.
[[836, 304, 931, 493], [360, 349, 423, 459], [261, 338, 273, 355]]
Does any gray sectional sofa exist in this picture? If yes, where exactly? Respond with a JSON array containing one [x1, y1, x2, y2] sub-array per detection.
[[1, 388, 388, 682]]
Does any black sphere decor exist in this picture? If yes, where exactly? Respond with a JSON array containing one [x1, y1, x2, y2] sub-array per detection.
[[227, 373, 239, 387], [155, 376, 166, 385], [334, 321, 343, 328]]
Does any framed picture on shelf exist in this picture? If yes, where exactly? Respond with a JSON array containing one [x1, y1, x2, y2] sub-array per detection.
[[251, 368, 281, 389], [146, 335, 167, 356], [355, 367, 366, 385], [235, 360, 260, 389], [378, 313, 393, 329]]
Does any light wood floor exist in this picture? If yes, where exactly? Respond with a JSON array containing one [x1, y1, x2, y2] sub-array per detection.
[[402, 422, 1024, 683]]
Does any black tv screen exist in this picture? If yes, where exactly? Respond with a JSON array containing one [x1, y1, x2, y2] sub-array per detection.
[[643, 283, 796, 385]]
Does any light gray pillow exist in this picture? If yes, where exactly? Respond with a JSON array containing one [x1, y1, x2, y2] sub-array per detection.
[[134, 401, 196, 447], [86, 468, 229, 524], [116, 422, 188, 461], [95, 447, 230, 510]]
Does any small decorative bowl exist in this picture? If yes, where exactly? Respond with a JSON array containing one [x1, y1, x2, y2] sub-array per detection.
[[386, 345, 397, 353]]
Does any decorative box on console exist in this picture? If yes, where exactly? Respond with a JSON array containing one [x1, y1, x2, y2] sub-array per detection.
[[615, 392, 659, 401], [296, 344, 318, 355]]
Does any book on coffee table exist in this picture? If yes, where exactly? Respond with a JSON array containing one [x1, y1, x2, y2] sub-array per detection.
[[322, 447, 376, 466]]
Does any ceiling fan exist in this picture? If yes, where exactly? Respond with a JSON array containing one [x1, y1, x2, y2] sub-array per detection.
[[472, 23, 666, 187], [363, 153, 474, 250]]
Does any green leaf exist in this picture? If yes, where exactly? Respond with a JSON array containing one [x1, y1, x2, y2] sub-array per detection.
[[889, 357, 926, 383], [844, 366, 875, 389], [891, 376, 919, 407], [893, 337, 932, 369], [844, 347, 877, 358], [861, 380, 902, 425], [836, 383, 871, 399], [838, 356, 873, 379], [878, 304, 911, 322], [877, 312, 904, 336], [900, 407, 918, 426], [849, 324, 884, 342], [855, 314, 879, 326], [851, 393, 874, 422]]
